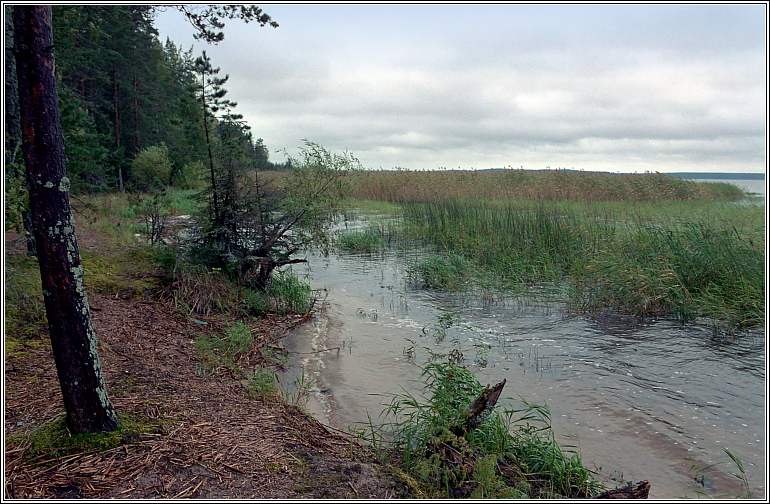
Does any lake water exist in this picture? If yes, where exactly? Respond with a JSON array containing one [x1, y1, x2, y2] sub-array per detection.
[[281, 228, 766, 499]]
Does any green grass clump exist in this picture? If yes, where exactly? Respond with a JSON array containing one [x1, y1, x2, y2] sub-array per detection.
[[246, 368, 280, 399], [195, 321, 254, 374], [337, 228, 386, 253], [381, 362, 602, 498], [242, 271, 312, 316], [409, 254, 472, 291], [12, 414, 161, 459], [265, 271, 312, 314]]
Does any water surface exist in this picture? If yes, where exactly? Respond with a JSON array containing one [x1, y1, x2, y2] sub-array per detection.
[[281, 232, 765, 499]]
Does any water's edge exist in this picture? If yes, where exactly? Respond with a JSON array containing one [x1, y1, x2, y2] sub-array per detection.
[[279, 239, 765, 499]]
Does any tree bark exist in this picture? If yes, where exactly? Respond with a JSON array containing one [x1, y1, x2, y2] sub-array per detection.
[[200, 70, 219, 224], [112, 66, 123, 192], [132, 74, 140, 153], [13, 5, 118, 433]]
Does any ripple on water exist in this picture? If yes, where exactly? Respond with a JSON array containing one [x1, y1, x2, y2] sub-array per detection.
[[283, 241, 765, 499]]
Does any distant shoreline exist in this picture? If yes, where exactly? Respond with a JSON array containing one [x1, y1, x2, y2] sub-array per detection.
[[668, 172, 765, 181]]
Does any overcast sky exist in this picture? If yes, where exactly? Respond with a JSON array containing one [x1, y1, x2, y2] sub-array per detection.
[[155, 4, 767, 172]]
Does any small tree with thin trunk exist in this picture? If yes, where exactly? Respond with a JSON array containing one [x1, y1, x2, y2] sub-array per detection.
[[13, 5, 118, 433], [193, 50, 235, 230]]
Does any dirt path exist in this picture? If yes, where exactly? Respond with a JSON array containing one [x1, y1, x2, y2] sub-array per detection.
[[4, 286, 408, 498]]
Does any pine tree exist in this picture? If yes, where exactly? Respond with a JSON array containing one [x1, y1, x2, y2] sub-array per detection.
[[193, 50, 237, 230], [13, 4, 118, 434]]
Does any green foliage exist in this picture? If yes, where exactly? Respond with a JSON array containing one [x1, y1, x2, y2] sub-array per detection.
[[194, 321, 254, 374], [265, 271, 313, 314], [246, 368, 280, 399], [173, 160, 206, 189], [243, 288, 270, 316], [279, 142, 358, 248], [41, 6, 216, 194], [178, 4, 277, 43], [381, 362, 602, 498], [58, 85, 111, 192], [196, 138, 356, 291], [130, 144, 172, 191], [402, 199, 764, 329], [4, 255, 46, 341], [164, 188, 200, 215], [409, 254, 471, 291], [337, 226, 386, 253], [243, 271, 312, 315]]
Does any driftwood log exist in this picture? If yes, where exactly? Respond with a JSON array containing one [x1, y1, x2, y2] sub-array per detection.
[[597, 480, 651, 499], [452, 379, 507, 436]]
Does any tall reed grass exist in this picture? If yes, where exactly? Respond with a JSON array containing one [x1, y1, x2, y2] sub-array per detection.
[[402, 199, 764, 329], [346, 169, 745, 203]]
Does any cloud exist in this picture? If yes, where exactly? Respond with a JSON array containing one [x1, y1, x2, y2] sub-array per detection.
[[155, 5, 766, 172]]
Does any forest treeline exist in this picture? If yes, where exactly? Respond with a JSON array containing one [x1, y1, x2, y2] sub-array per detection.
[[4, 5, 287, 197]]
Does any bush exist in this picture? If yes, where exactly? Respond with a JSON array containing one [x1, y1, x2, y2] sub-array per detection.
[[174, 160, 206, 189], [136, 192, 171, 245], [131, 144, 172, 191]]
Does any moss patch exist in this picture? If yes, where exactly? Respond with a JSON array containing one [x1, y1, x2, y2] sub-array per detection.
[[81, 247, 161, 297], [10, 413, 163, 460]]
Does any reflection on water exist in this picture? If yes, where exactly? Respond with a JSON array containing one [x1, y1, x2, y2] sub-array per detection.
[[280, 242, 765, 499]]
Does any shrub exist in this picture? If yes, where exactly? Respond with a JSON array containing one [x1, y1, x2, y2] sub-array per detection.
[[136, 192, 171, 245], [131, 144, 172, 191], [173, 160, 206, 189]]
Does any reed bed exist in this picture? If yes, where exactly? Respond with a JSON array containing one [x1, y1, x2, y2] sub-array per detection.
[[346, 169, 744, 203], [401, 199, 764, 329]]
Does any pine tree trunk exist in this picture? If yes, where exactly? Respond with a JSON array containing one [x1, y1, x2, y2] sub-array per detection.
[[13, 5, 118, 434], [112, 66, 124, 192], [132, 74, 140, 153], [200, 72, 219, 223]]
